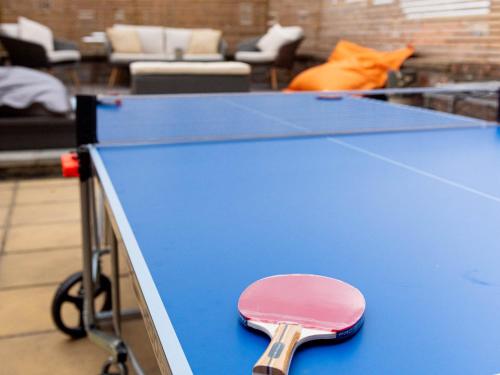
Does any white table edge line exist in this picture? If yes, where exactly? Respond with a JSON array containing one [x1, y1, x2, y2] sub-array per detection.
[[89, 145, 194, 375]]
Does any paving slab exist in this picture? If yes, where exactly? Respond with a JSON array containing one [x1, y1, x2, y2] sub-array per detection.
[[0, 181, 15, 190], [0, 249, 81, 289], [0, 286, 55, 337], [0, 319, 161, 375], [0, 277, 138, 338], [4, 221, 81, 252], [0, 171, 155, 374], [16, 184, 79, 205], [18, 178, 77, 189], [0, 331, 109, 375], [10, 201, 80, 226], [0, 189, 14, 207], [0, 248, 130, 289], [0, 229, 4, 251], [0, 207, 7, 228]]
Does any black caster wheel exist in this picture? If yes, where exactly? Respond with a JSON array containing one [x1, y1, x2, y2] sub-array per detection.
[[51, 271, 112, 338], [101, 358, 128, 375]]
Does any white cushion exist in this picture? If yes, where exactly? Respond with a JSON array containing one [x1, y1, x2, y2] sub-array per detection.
[[235, 50, 277, 63], [136, 26, 164, 54], [110, 52, 167, 64], [48, 50, 81, 63], [110, 53, 224, 64], [186, 29, 221, 54], [130, 61, 251, 76], [164, 28, 192, 55], [107, 27, 142, 53], [18, 17, 54, 52], [282, 26, 304, 41], [0, 23, 19, 37], [183, 53, 224, 61], [114, 24, 164, 54], [256, 24, 294, 53]]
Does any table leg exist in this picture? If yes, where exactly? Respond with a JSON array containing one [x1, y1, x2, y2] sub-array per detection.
[[110, 225, 122, 337], [79, 148, 97, 329]]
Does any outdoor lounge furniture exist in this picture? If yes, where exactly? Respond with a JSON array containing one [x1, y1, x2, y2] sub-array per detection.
[[0, 19, 81, 86], [235, 25, 304, 89], [0, 116, 75, 151], [287, 40, 414, 93], [130, 61, 251, 94], [106, 25, 228, 86], [0, 66, 75, 151]]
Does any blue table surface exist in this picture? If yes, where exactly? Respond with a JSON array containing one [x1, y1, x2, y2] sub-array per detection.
[[96, 93, 492, 143], [95, 122, 500, 374]]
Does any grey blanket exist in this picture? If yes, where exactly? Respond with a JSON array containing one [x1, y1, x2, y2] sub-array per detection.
[[0, 67, 71, 114]]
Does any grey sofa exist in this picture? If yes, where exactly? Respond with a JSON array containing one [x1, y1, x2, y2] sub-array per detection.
[[106, 25, 228, 86]]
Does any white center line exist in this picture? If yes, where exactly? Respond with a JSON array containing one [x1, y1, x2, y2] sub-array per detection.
[[222, 97, 500, 203], [329, 137, 500, 204]]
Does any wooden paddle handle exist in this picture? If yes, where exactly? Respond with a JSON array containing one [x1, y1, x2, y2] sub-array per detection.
[[253, 323, 302, 375]]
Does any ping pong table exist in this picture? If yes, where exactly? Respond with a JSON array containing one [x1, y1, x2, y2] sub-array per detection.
[[56, 92, 500, 374]]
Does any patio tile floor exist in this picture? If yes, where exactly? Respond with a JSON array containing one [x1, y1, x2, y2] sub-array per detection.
[[0, 177, 161, 374], [16, 183, 79, 204], [0, 189, 13, 206], [4, 222, 81, 253], [10, 201, 81, 226]]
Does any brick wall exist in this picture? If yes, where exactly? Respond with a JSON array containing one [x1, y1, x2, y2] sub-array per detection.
[[268, 0, 321, 54], [0, 0, 268, 54], [4, 1, 500, 71], [268, 0, 500, 64], [167, 0, 269, 50]]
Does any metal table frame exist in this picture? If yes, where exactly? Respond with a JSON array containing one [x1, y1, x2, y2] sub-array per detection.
[[75, 96, 165, 374]]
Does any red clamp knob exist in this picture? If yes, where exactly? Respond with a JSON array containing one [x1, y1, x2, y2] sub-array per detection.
[[61, 152, 79, 178]]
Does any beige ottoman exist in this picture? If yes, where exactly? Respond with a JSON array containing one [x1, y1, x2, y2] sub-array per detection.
[[130, 61, 251, 94]]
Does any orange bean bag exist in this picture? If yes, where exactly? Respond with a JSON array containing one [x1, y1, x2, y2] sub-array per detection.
[[287, 40, 414, 92]]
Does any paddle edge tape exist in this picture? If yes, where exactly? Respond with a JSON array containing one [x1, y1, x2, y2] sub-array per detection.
[[239, 312, 365, 343], [334, 314, 365, 341]]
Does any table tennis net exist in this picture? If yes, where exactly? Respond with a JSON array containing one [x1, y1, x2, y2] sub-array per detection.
[[95, 94, 496, 147]]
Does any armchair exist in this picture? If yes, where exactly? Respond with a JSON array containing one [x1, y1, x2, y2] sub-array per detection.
[[235, 27, 304, 90], [0, 24, 81, 87]]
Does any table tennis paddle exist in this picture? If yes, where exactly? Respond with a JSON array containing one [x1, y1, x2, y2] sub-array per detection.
[[316, 94, 345, 101], [238, 274, 365, 375], [97, 95, 122, 107]]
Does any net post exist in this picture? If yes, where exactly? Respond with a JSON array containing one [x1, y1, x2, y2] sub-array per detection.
[[497, 88, 500, 123], [76, 95, 98, 147], [75, 95, 97, 329]]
